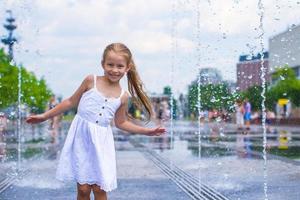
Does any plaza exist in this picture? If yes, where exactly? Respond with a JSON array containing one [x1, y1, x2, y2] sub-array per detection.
[[0, 120, 299, 200]]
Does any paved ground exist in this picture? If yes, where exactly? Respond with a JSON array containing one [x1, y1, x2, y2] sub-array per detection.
[[1, 121, 300, 200], [0, 149, 190, 200]]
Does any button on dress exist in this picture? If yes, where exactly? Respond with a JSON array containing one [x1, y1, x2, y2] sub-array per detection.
[[56, 75, 124, 192]]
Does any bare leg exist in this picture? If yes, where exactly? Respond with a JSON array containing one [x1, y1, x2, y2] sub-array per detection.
[[246, 121, 250, 130], [92, 184, 107, 200], [77, 183, 92, 200]]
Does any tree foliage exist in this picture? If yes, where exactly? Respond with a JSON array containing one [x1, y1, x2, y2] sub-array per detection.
[[188, 83, 235, 116], [242, 65, 300, 110], [242, 85, 274, 111], [268, 65, 300, 107], [163, 86, 178, 119], [0, 49, 53, 113]]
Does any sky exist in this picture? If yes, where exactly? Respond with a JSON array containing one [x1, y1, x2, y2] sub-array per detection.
[[0, 0, 300, 99]]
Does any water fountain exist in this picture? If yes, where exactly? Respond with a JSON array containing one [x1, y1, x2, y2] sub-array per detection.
[[195, 0, 202, 195], [257, 1, 268, 199]]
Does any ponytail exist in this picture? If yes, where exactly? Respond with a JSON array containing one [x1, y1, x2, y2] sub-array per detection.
[[127, 60, 153, 121]]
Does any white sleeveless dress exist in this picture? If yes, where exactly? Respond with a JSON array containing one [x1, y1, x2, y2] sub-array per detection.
[[56, 75, 124, 192]]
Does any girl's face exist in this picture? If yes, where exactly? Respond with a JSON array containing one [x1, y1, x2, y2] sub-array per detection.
[[102, 51, 130, 83]]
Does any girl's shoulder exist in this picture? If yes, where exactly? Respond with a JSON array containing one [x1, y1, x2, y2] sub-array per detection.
[[120, 90, 130, 105], [84, 74, 95, 82], [83, 74, 95, 91]]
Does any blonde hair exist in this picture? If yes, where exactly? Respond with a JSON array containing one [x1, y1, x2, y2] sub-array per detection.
[[102, 43, 153, 121]]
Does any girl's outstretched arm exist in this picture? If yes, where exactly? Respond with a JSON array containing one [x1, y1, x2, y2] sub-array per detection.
[[114, 92, 166, 136], [26, 75, 93, 124]]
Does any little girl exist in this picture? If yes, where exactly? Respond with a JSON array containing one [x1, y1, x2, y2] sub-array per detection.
[[26, 43, 166, 200]]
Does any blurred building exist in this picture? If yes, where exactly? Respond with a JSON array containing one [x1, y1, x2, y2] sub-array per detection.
[[236, 52, 270, 91], [269, 24, 300, 118], [199, 68, 223, 85], [189, 67, 224, 88], [269, 24, 300, 81]]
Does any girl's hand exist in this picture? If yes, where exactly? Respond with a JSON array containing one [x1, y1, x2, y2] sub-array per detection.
[[26, 114, 47, 124], [147, 126, 166, 136]]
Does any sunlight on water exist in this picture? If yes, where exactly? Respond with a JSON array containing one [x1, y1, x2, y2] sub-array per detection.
[[13, 160, 64, 189]]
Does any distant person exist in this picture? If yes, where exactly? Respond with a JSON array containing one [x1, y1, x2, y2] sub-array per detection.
[[244, 98, 252, 130], [235, 99, 244, 130], [157, 105, 163, 124], [161, 100, 170, 121], [0, 112, 7, 133], [48, 95, 58, 128], [156, 100, 169, 125], [0, 112, 7, 161], [208, 108, 218, 122], [266, 109, 276, 133], [48, 95, 57, 110], [26, 43, 166, 200], [48, 95, 60, 143]]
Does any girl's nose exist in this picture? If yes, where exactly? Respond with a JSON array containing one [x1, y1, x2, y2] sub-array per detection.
[[112, 67, 119, 73]]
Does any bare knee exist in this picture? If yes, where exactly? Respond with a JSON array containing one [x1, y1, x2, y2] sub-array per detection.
[[77, 183, 92, 198], [92, 185, 107, 199]]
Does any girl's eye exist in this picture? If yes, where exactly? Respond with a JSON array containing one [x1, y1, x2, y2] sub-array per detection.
[[108, 63, 113, 66]]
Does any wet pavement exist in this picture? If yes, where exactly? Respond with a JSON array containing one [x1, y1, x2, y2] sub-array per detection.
[[0, 120, 300, 199], [1, 150, 190, 200]]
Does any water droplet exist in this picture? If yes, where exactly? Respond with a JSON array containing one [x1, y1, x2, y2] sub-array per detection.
[[248, 75, 253, 79], [9, 60, 15, 66], [246, 55, 252, 60], [222, 33, 227, 39]]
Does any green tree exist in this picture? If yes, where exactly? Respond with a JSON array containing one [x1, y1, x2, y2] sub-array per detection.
[[0, 49, 53, 113], [163, 86, 177, 119], [269, 65, 300, 107], [188, 83, 235, 116], [163, 86, 172, 96], [242, 85, 274, 111], [242, 85, 262, 111]]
